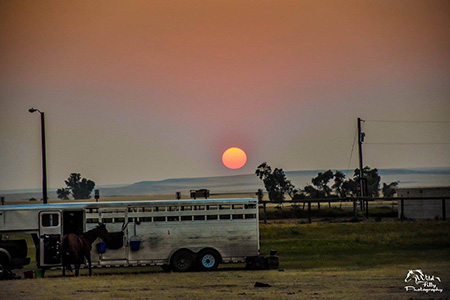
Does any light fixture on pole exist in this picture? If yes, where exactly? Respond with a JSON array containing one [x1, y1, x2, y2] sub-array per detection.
[[29, 108, 48, 204]]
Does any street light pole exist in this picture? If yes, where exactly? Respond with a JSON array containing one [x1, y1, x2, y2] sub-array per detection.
[[29, 108, 48, 204], [357, 117, 365, 198]]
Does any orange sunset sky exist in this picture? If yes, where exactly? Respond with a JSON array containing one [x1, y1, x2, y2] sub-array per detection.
[[1, 0, 449, 190]]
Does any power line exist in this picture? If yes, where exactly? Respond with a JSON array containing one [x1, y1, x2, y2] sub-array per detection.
[[365, 120, 450, 124], [365, 142, 450, 145], [346, 127, 358, 177], [362, 119, 450, 145]]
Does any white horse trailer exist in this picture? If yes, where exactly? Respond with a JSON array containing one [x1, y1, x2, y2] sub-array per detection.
[[0, 198, 260, 273]]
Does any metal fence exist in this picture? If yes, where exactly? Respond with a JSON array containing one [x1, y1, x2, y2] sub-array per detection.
[[259, 197, 449, 224]]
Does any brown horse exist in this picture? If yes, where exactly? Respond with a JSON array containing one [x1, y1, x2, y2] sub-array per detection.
[[61, 223, 109, 276]]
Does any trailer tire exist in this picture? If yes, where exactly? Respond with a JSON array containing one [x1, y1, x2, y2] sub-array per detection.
[[0, 260, 5, 279], [197, 249, 220, 271], [0, 255, 10, 279], [170, 250, 194, 272]]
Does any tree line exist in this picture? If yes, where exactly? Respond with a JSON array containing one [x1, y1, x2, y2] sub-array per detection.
[[255, 162, 398, 203], [57, 173, 95, 200]]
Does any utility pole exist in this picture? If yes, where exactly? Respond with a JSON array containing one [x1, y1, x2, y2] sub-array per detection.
[[40, 111, 48, 204], [357, 118, 365, 199], [29, 108, 48, 204]]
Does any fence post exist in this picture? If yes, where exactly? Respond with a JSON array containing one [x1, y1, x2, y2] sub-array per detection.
[[353, 200, 358, 219], [400, 198, 404, 221], [308, 201, 312, 224], [263, 202, 267, 224], [442, 198, 446, 221], [365, 200, 369, 219]]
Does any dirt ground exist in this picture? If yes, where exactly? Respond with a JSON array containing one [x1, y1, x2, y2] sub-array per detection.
[[1, 262, 449, 300]]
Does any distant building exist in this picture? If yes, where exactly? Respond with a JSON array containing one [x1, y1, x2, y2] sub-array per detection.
[[397, 187, 450, 219]]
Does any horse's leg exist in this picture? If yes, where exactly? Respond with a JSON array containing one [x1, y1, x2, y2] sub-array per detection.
[[62, 265, 65, 277], [75, 263, 80, 276]]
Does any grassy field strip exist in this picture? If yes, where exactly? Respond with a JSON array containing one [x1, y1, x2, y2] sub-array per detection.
[[1, 263, 449, 299], [1, 221, 448, 299], [260, 222, 450, 269]]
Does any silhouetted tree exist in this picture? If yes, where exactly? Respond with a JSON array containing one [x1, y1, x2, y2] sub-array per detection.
[[382, 182, 398, 198], [292, 189, 306, 200], [304, 185, 320, 198], [341, 179, 357, 197], [332, 171, 346, 198], [64, 173, 95, 200], [311, 170, 334, 207], [57, 187, 70, 200], [255, 162, 295, 202], [312, 170, 334, 197], [353, 167, 381, 197]]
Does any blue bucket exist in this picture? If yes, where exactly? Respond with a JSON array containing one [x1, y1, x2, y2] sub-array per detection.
[[130, 236, 141, 251], [96, 242, 107, 254], [130, 240, 141, 251]]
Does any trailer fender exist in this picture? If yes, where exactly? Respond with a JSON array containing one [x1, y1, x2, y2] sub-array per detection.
[[0, 250, 12, 275], [0, 249, 12, 264]]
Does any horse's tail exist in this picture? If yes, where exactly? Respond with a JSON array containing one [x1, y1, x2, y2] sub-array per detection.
[[61, 235, 73, 272]]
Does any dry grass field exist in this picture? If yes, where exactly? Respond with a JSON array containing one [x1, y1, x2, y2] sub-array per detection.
[[1, 263, 449, 300], [1, 220, 449, 299]]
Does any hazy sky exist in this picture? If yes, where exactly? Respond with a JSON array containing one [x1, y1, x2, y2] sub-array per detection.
[[1, 0, 449, 191]]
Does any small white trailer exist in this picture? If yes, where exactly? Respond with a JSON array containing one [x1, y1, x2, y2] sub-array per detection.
[[0, 198, 261, 273]]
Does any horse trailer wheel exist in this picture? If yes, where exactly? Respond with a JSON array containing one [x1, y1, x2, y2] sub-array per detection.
[[0, 261, 5, 278], [198, 249, 220, 271], [170, 250, 194, 272]]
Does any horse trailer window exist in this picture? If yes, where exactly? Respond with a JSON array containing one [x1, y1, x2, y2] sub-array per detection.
[[114, 217, 126, 223], [42, 213, 59, 227], [128, 207, 143, 212], [86, 218, 99, 224], [167, 206, 179, 212]]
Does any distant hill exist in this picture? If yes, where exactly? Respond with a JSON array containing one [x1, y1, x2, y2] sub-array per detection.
[[2, 167, 449, 201], [100, 167, 450, 197]]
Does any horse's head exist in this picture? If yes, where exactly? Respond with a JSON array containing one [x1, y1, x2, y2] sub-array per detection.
[[405, 270, 415, 282], [405, 270, 424, 284], [96, 222, 110, 240]]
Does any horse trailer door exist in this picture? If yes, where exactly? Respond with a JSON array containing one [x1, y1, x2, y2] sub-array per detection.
[[97, 208, 128, 261], [39, 211, 62, 266]]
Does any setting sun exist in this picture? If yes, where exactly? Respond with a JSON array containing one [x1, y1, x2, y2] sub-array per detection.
[[222, 147, 247, 169]]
